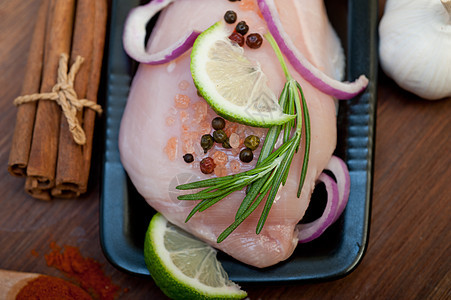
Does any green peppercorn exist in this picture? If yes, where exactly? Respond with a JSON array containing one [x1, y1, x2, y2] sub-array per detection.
[[222, 139, 232, 149], [211, 117, 226, 130], [244, 135, 260, 150], [213, 130, 228, 143], [200, 134, 214, 153], [239, 148, 253, 163], [235, 21, 249, 35], [246, 33, 263, 49], [183, 153, 194, 163], [224, 10, 237, 24]]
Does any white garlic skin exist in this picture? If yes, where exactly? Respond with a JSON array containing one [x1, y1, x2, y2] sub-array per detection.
[[379, 0, 451, 100]]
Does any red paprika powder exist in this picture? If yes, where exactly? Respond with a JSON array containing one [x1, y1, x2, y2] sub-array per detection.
[[44, 242, 121, 300], [16, 275, 92, 300]]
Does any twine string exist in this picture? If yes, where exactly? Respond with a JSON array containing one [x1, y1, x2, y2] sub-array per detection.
[[13, 53, 102, 145]]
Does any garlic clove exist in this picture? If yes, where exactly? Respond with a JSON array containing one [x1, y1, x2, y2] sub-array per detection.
[[379, 0, 451, 100]]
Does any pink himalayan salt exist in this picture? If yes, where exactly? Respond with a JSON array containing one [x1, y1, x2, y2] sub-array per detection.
[[178, 80, 190, 90], [229, 159, 241, 173], [229, 133, 240, 149], [166, 116, 175, 126], [164, 137, 178, 161], [181, 132, 198, 154], [192, 101, 208, 124], [225, 122, 238, 137], [174, 94, 190, 109], [212, 151, 228, 166], [198, 121, 211, 135], [214, 165, 227, 177], [180, 110, 190, 124], [240, 0, 257, 11]]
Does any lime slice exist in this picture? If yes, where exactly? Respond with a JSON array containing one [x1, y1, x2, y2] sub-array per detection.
[[144, 213, 247, 300], [191, 21, 295, 127]]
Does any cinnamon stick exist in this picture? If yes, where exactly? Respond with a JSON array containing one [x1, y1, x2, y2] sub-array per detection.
[[80, 0, 109, 194], [51, 0, 96, 198], [7, 0, 50, 177], [25, 0, 76, 199]]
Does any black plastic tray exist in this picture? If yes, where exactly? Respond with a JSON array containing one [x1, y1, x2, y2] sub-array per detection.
[[100, 0, 378, 283]]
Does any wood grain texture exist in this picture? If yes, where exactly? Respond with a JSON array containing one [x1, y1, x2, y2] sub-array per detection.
[[0, 0, 449, 299]]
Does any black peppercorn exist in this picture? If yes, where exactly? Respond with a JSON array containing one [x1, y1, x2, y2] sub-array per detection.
[[183, 153, 194, 163], [244, 135, 260, 150], [200, 134, 214, 153], [213, 130, 228, 143], [239, 148, 253, 163], [211, 117, 226, 130], [235, 21, 249, 35], [246, 33, 263, 49], [224, 10, 237, 24]]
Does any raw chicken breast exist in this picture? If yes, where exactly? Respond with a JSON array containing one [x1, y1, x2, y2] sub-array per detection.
[[119, 0, 343, 268]]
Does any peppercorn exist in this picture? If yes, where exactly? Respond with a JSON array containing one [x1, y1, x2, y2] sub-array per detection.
[[200, 134, 214, 153], [244, 135, 260, 150], [228, 32, 244, 47], [212, 117, 226, 130], [200, 157, 216, 174], [224, 10, 237, 24], [183, 153, 194, 163], [246, 33, 263, 49], [222, 139, 232, 149], [235, 21, 249, 35], [213, 130, 228, 143], [239, 148, 254, 163]]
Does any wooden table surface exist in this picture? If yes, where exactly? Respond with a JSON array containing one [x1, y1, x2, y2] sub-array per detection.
[[0, 1, 449, 299]]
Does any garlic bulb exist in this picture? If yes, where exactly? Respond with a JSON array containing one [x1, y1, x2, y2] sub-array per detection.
[[379, 0, 451, 100]]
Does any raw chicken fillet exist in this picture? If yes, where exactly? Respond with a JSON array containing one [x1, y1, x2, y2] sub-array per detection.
[[119, 0, 344, 268]]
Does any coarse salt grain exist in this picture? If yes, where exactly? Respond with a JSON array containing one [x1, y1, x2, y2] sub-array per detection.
[[174, 94, 190, 109], [180, 110, 190, 124], [212, 151, 228, 166], [229, 133, 240, 148], [164, 137, 178, 161], [198, 121, 211, 135], [214, 165, 228, 177], [230, 159, 241, 173], [165, 116, 175, 126], [192, 101, 208, 124], [178, 80, 190, 90]]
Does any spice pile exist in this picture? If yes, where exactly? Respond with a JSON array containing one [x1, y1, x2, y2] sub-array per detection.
[[187, 116, 262, 174], [16, 275, 93, 300], [43, 242, 122, 300]]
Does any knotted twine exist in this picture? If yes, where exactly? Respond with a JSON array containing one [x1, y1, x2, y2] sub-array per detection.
[[13, 53, 102, 145]]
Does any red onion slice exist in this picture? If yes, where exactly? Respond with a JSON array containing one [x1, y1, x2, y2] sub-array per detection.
[[326, 155, 351, 223], [123, 0, 201, 64], [296, 173, 339, 243], [297, 156, 350, 243], [257, 0, 369, 99]]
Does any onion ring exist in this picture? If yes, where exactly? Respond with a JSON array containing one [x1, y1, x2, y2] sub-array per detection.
[[297, 173, 339, 243], [257, 0, 368, 99], [297, 156, 351, 243], [123, 0, 201, 64]]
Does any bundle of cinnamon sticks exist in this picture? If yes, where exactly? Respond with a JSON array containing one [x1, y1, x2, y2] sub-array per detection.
[[8, 0, 108, 200]]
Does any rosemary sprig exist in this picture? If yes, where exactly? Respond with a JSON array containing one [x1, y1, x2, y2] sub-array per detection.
[[176, 33, 311, 243]]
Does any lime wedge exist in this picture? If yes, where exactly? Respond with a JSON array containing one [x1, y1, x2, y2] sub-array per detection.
[[191, 21, 295, 127], [144, 213, 247, 300]]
